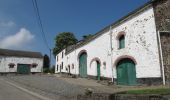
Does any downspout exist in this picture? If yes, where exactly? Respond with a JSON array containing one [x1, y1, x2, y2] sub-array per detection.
[[157, 31, 165, 85], [109, 26, 114, 82], [74, 45, 77, 76]]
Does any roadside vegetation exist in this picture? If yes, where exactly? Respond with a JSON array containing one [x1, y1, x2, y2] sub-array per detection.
[[125, 87, 170, 95]]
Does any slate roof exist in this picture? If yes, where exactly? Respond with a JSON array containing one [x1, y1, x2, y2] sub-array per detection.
[[0, 48, 43, 58]]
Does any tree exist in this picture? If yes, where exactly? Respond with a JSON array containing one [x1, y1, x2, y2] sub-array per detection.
[[53, 32, 78, 56], [49, 65, 55, 73], [82, 34, 94, 40], [43, 54, 50, 69]]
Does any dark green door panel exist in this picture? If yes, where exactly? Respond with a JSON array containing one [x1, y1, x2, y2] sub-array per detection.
[[17, 64, 30, 74], [97, 61, 100, 80], [117, 58, 136, 85], [117, 62, 128, 85], [79, 52, 87, 78], [127, 62, 136, 85]]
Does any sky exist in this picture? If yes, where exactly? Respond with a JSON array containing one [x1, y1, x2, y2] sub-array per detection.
[[0, 0, 149, 64]]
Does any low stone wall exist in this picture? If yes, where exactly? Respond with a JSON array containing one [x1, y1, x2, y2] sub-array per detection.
[[137, 78, 162, 85], [58, 73, 163, 86], [77, 93, 170, 100]]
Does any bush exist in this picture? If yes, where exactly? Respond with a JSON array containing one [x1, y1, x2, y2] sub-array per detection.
[[43, 68, 50, 73]]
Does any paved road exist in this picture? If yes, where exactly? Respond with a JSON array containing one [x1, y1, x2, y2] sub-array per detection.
[[3, 75, 85, 100], [0, 78, 44, 100]]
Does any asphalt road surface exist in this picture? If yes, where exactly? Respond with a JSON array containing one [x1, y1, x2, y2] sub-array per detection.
[[0, 78, 46, 100]]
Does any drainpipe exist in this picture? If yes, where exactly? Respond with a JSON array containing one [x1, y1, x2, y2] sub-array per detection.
[[157, 31, 165, 85], [109, 26, 114, 83], [74, 45, 77, 76]]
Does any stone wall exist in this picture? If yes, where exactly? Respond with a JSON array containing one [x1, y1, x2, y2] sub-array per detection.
[[153, 0, 170, 84], [153, 0, 170, 31], [160, 33, 170, 83], [77, 93, 170, 100]]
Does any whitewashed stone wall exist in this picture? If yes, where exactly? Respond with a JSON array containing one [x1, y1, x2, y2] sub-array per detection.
[[55, 6, 161, 79], [0, 56, 43, 73]]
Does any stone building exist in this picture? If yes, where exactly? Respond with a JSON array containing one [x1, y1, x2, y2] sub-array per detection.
[[55, 0, 170, 85], [0, 49, 43, 74]]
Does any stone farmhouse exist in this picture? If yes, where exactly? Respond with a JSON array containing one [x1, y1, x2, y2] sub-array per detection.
[[55, 0, 170, 85], [0, 49, 43, 74]]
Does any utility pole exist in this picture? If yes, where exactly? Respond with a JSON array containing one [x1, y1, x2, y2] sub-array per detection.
[[49, 49, 52, 68]]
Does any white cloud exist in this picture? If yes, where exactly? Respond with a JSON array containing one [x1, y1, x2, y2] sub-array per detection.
[[0, 21, 15, 27], [0, 28, 34, 49]]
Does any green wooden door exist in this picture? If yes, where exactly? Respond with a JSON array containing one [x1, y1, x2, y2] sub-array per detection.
[[79, 53, 87, 78], [97, 61, 100, 80], [17, 64, 30, 74], [117, 58, 136, 85]]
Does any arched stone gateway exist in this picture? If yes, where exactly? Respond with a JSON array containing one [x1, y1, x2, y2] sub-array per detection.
[[79, 52, 87, 78], [116, 58, 136, 85]]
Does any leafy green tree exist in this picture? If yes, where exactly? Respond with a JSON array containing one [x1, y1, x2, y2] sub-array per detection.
[[82, 34, 94, 40], [49, 65, 55, 73], [53, 32, 78, 56], [43, 54, 50, 73], [43, 54, 50, 68]]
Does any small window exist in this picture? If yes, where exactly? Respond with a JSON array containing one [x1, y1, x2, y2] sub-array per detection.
[[57, 56, 58, 61], [8, 63, 15, 68], [56, 65, 58, 71], [119, 35, 125, 49], [32, 63, 38, 68], [62, 52, 64, 58], [61, 62, 63, 69], [72, 64, 74, 69]]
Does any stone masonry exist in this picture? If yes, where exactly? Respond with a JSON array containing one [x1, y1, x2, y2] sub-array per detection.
[[153, 0, 170, 83]]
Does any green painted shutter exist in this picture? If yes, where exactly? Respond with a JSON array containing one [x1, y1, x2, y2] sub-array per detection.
[[119, 35, 125, 49]]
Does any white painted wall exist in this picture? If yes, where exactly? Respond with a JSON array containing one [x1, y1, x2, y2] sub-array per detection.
[[55, 6, 161, 79], [0, 56, 43, 73]]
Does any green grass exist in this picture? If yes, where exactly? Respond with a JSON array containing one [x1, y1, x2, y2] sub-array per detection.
[[126, 87, 170, 95]]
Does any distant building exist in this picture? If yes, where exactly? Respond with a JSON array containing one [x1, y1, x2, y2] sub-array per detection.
[[55, 0, 170, 85], [0, 49, 43, 74]]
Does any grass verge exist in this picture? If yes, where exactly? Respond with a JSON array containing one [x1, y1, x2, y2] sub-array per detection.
[[126, 87, 170, 95]]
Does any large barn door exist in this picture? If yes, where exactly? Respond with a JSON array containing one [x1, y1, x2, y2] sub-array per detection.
[[79, 52, 87, 78], [17, 64, 30, 74], [117, 58, 136, 85]]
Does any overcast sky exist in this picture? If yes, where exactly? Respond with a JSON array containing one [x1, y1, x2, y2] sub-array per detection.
[[0, 0, 149, 64]]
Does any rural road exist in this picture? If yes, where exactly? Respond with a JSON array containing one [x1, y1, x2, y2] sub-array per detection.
[[0, 78, 50, 100]]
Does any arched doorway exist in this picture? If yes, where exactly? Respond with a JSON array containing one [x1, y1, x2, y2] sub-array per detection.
[[116, 58, 136, 85], [79, 52, 87, 78], [96, 61, 100, 80]]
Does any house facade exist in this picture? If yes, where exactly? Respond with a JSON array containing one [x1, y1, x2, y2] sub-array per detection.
[[0, 49, 43, 74], [55, 0, 170, 85]]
